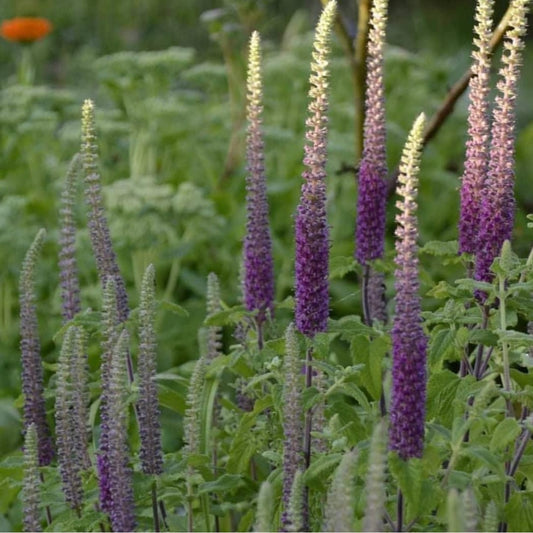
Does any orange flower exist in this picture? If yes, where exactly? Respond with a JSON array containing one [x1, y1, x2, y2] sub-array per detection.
[[1, 17, 52, 43]]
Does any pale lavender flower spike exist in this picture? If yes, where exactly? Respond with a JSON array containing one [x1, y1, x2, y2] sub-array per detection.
[[458, 0, 494, 255], [81, 100, 129, 323], [389, 114, 427, 460], [138, 264, 163, 476], [19, 229, 54, 466], [474, 0, 529, 291], [59, 153, 82, 323], [243, 31, 275, 328], [295, 0, 336, 337]]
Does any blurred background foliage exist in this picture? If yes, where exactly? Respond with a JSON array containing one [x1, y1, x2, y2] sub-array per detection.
[[0, 0, 532, 461]]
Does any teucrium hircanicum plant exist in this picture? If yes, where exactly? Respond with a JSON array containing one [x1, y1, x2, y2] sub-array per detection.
[[58, 153, 82, 323], [19, 228, 54, 466], [389, 113, 427, 460], [324, 449, 358, 532], [206, 272, 222, 360], [356, 0, 389, 325], [55, 325, 85, 514], [458, 0, 494, 257], [22, 423, 41, 532], [81, 100, 132, 332], [243, 31, 275, 338], [97, 276, 119, 514], [362, 421, 388, 532], [294, 0, 336, 338], [107, 329, 136, 532], [286, 469, 304, 533], [474, 0, 530, 290], [254, 481, 274, 532], [281, 323, 302, 531], [137, 264, 163, 476]]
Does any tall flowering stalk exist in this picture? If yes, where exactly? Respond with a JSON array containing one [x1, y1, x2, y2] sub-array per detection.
[[324, 450, 359, 532], [389, 113, 427, 460], [59, 153, 82, 323], [19, 228, 54, 466], [22, 423, 41, 532], [107, 329, 136, 532], [474, 0, 529, 289], [55, 326, 84, 514], [138, 264, 164, 531], [362, 421, 388, 531], [294, 5, 336, 528], [294, 0, 336, 338], [206, 272, 222, 360], [355, 0, 389, 324], [80, 100, 130, 326], [138, 264, 163, 476], [458, 0, 494, 256], [281, 324, 303, 531], [243, 31, 275, 338], [97, 277, 120, 514]]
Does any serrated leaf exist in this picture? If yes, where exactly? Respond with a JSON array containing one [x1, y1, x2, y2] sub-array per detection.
[[429, 328, 455, 368], [302, 453, 342, 489], [505, 491, 533, 531], [421, 240, 458, 256], [388, 454, 423, 517], [489, 418, 521, 452], [329, 255, 357, 279], [329, 316, 375, 341], [426, 370, 461, 426]]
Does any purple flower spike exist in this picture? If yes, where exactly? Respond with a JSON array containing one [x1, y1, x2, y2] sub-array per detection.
[[356, 0, 389, 266], [107, 329, 136, 532], [19, 229, 54, 466], [81, 100, 129, 324], [474, 0, 529, 291], [389, 114, 427, 460], [243, 31, 275, 325], [295, 0, 336, 337], [458, 0, 494, 255], [138, 264, 163, 476], [59, 153, 82, 323]]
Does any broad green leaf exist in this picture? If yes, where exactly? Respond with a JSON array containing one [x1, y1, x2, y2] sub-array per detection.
[[388, 454, 423, 517], [461, 446, 505, 478], [329, 255, 357, 279], [489, 418, 521, 452], [505, 491, 533, 531], [429, 328, 455, 368], [302, 453, 342, 489], [198, 474, 245, 494]]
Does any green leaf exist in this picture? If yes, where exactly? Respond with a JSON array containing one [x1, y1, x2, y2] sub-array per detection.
[[204, 305, 248, 326], [505, 491, 533, 531], [329, 256, 357, 279], [158, 383, 186, 414], [198, 474, 245, 494], [159, 299, 189, 317], [421, 240, 458, 256], [429, 328, 455, 368], [489, 418, 521, 453], [329, 316, 375, 341], [388, 454, 423, 517], [426, 370, 461, 426], [302, 453, 342, 489], [461, 446, 505, 478]]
